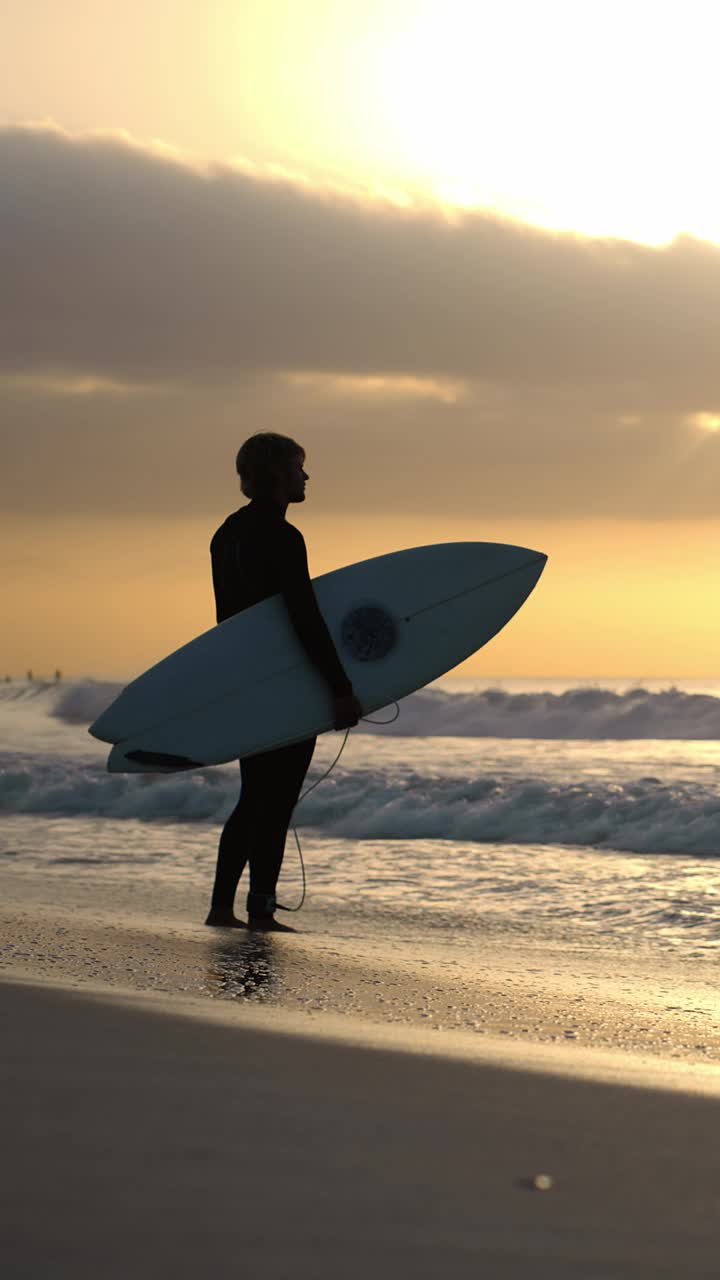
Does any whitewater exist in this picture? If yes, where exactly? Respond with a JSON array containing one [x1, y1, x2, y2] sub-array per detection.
[[2, 676, 720, 953]]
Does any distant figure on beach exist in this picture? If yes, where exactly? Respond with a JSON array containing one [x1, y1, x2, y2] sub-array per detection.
[[205, 433, 361, 932]]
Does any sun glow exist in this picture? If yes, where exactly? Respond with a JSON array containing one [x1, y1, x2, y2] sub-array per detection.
[[368, 0, 720, 244], [8, 2, 718, 248], [690, 413, 720, 433]]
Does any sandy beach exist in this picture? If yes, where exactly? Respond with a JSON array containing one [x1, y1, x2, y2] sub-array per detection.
[[3, 866, 720, 1278]]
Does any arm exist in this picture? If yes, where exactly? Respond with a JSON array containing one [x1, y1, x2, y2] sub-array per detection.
[[277, 528, 354, 697]]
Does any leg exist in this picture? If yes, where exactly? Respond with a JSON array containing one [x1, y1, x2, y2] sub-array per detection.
[[244, 736, 316, 927], [205, 737, 316, 929], [205, 764, 251, 926]]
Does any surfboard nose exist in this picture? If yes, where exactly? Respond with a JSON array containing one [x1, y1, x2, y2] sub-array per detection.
[[509, 548, 547, 589], [526, 550, 548, 576], [503, 548, 547, 602]]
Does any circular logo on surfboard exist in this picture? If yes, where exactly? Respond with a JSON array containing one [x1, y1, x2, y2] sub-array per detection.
[[340, 605, 397, 661]]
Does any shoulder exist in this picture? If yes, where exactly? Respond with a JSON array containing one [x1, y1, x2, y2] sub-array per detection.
[[282, 520, 306, 547], [281, 520, 308, 559], [210, 509, 246, 551]]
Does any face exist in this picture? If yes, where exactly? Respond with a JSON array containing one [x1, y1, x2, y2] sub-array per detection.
[[283, 451, 308, 504]]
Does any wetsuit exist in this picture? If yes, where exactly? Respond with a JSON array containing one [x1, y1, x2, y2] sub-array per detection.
[[208, 498, 351, 918]]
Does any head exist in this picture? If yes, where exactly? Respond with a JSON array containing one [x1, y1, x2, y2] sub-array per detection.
[[235, 432, 308, 506]]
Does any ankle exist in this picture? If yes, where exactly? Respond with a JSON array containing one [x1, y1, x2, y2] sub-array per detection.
[[246, 891, 277, 919]]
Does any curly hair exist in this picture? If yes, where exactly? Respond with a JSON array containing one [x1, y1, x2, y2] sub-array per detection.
[[235, 433, 305, 499]]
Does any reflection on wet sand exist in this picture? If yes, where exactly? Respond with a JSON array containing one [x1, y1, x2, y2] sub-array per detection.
[[205, 934, 279, 1001]]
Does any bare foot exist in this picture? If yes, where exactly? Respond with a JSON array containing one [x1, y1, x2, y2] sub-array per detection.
[[204, 909, 247, 929], [247, 916, 297, 933]]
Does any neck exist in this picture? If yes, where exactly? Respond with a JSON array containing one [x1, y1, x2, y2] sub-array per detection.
[[252, 494, 287, 516]]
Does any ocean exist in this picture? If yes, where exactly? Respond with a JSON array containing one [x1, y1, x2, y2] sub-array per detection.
[[2, 675, 720, 959]]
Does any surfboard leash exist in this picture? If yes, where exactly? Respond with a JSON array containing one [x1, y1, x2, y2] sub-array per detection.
[[276, 703, 401, 913]]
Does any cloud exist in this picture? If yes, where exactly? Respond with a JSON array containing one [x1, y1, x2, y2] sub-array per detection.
[[3, 364, 720, 521], [283, 372, 466, 404], [3, 123, 720, 412], [3, 123, 720, 521]]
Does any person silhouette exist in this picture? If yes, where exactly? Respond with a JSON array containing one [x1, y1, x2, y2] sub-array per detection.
[[205, 433, 361, 932]]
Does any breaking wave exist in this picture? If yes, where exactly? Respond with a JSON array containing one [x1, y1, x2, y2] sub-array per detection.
[[2, 751, 720, 857], [14, 677, 720, 740]]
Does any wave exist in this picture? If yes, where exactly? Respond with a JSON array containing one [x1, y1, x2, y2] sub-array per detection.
[[362, 685, 720, 740], [48, 680, 122, 724], [0, 678, 122, 720], [26, 678, 720, 740], [3, 752, 720, 857]]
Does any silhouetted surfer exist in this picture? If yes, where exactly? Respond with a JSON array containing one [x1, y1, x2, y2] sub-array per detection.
[[205, 433, 361, 932]]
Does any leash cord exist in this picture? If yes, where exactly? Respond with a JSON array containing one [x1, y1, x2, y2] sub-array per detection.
[[276, 703, 400, 913]]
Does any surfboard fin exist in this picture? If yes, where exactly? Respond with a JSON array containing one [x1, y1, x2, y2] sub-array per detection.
[[123, 748, 205, 770]]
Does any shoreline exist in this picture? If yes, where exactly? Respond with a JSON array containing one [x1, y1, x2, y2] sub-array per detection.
[[3, 864, 720, 1083], [7, 962, 720, 1100]]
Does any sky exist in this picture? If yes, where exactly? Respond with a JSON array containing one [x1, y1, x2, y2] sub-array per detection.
[[3, 0, 720, 678]]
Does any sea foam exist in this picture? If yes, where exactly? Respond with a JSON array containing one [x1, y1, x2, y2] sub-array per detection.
[[33, 678, 720, 740], [2, 750, 719, 857]]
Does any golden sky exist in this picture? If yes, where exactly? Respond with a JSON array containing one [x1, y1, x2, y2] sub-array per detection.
[[3, 1, 720, 677]]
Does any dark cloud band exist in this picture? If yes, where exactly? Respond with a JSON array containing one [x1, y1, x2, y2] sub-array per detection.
[[3, 124, 720, 521], [2, 123, 720, 408]]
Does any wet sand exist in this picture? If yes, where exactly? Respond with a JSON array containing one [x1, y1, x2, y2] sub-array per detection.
[[3, 868, 720, 1276], [3, 865, 720, 1067]]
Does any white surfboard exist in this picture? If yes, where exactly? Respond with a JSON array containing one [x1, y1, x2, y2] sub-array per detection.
[[90, 542, 546, 772]]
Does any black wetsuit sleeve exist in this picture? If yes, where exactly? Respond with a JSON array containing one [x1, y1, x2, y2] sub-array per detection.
[[277, 528, 353, 697], [210, 533, 238, 625]]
